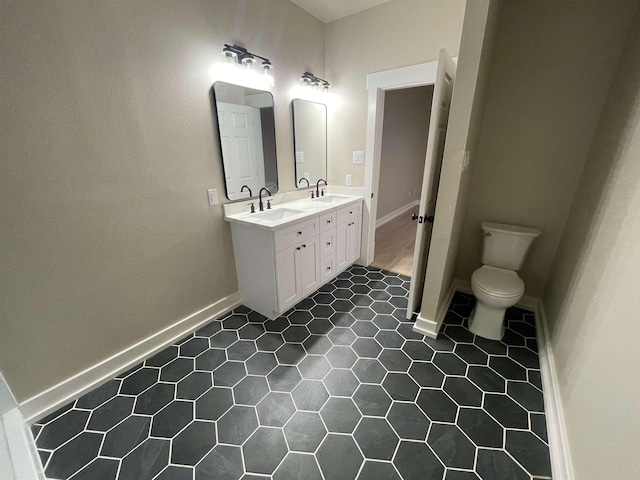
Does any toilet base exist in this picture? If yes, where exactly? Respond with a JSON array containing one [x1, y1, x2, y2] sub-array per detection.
[[468, 301, 506, 341]]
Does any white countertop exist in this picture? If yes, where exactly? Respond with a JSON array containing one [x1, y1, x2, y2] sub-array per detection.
[[224, 193, 363, 231]]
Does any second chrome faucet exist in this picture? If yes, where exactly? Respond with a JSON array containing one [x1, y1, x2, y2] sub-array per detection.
[[258, 187, 271, 212]]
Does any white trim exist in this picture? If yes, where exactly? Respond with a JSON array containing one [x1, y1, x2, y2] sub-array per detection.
[[413, 279, 457, 339], [20, 292, 242, 424], [0, 372, 17, 416], [362, 61, 439, 266], [2, 409, 45, 479], [375, 200, 419, 229], [535, 301, 574, 480]]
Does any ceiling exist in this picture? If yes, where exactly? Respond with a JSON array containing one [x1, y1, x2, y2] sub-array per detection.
[[289, 0, 394, 23]]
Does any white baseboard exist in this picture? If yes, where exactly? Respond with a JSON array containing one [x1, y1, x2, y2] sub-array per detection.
[[535, 301, 574, 480], [20, 292, 242, 424], [375, 200, 419, 229], [413, 279, 458, 338], [2, 409, 45, 480]]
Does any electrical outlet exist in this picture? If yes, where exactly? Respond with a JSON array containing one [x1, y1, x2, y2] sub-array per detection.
[[353, 151, 364, 164], [346, 174, 352, 186], [296, 151, 304, 163], [207, 189, 219, 205]]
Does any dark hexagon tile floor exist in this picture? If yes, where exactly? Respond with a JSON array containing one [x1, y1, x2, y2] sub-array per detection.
[[33, 266, 552, 479]]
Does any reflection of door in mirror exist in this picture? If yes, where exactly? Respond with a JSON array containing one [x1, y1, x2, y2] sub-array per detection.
[[217, 103, 264, 199], [292, 99, 327, 188], [213, 82, 278, 201]]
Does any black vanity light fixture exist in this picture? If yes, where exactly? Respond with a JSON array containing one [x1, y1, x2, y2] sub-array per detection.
[[300, 72, 330, 93], [222, 44, 274, 86]]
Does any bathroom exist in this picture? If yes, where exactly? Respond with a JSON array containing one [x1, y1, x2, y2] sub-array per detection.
[[1, 0, 639, 479]]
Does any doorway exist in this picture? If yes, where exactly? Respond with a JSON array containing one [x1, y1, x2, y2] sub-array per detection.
[[370, 85, 434, 277], [362, 51, 456, 320]]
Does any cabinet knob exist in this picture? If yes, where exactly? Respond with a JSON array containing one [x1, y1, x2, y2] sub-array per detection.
[[297, 231, 302, 236], [326, 242, 331, 246], [326, 219, 331, 224], [302, 244, 307, 248], [296, 247, 301, 251], [326, 266, 331, 271], [349, 211, 353, 214]]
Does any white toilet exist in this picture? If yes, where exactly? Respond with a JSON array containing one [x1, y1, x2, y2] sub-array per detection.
[[468, 222, 541, 340]]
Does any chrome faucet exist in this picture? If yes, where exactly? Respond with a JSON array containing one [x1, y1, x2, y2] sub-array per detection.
[[240, 185, 252, 197], [259, 187, 271, 212], [316, 179, 327, 198], [298, 178, 310, 188]]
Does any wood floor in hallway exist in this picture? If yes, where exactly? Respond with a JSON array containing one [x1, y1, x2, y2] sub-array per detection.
[[370, 206, 419, 277]]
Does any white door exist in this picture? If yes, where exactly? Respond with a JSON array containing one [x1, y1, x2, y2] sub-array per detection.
[[406, 49, 456, 319], [217, 102, 265, 200]]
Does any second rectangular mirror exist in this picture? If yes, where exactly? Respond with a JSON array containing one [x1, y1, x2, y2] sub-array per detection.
[[292, 99, 327, 188]]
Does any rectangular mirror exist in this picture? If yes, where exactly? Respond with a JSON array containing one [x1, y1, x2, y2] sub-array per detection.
[[292, 99, 327, 188], [213, 82, 278, 201]]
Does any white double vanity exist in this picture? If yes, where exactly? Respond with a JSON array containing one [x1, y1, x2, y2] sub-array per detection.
[[213, 80, 360, 319], [224, 192, 363, 319]]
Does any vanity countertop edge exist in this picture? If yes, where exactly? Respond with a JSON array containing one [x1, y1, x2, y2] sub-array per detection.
[[224, 193, 363, 232]]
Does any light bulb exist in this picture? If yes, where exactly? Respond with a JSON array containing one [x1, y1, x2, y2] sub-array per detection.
[[222, 50, 238, 65], [241, 56, 256, 71]]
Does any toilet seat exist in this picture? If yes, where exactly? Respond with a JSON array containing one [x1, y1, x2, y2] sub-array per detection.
[[472, 265, 524, 298]]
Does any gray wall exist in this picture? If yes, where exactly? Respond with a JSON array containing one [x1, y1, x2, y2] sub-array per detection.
[[324, 0, 466, 188], [454, 0, 638, 297], [543, 10, 640, 478], [0, 0, 324, 402], [377, 86, 433, 220]]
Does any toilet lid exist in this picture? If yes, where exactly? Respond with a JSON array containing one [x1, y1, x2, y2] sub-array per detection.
[[472, 265, 525, 298]]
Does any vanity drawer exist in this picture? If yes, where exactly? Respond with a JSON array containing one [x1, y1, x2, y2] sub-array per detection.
[[337, 202, 363, 225], [321, 230, 336, 257], [320, 211, 337, 233], [274, 217, 319, 252]]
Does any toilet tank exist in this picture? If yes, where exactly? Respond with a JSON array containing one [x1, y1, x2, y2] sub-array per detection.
[[481, 222, 541, 271]]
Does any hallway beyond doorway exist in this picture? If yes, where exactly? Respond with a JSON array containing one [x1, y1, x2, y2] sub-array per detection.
[[371, 206, 419, 277]]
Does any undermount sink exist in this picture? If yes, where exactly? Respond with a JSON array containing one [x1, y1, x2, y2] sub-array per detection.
[[251, 208, 305, 221], [312, 195, 349, 204]]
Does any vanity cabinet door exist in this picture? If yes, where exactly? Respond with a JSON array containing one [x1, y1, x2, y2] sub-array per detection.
[[299, 236, 321, 298], [275, 245, 301, 313], [336, 222, 349, 272], [348, 217, 362, 264]]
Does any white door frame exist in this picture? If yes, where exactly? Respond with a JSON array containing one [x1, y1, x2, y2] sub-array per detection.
[[362, 61, 439, 266]]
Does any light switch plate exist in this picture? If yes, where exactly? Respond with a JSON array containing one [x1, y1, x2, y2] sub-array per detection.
[[296, 151, 304, 163], [346, 174, 352, 186], [353, 151, 364, 164], [207, 189, 219, 205]]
